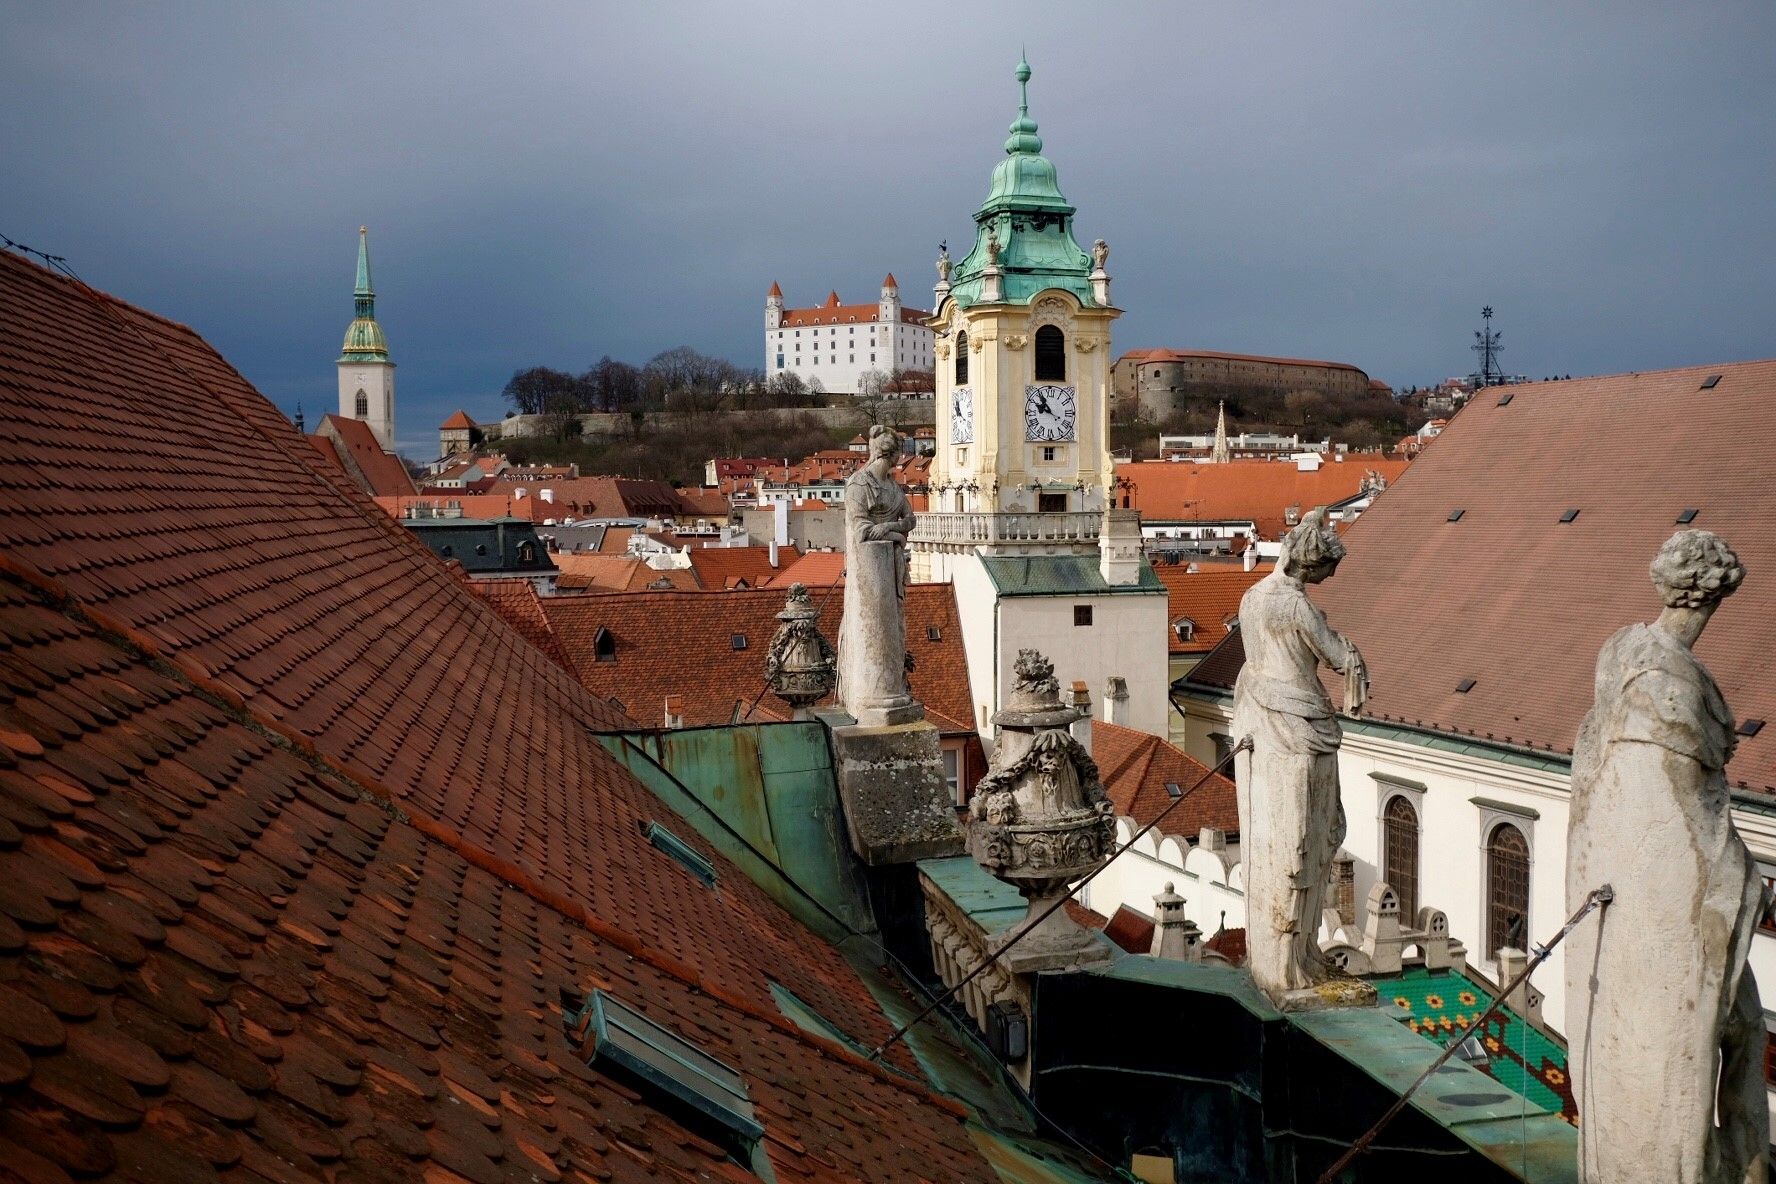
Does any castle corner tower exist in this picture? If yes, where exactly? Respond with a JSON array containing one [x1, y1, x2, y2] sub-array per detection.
[[338, 227, 397, 451]]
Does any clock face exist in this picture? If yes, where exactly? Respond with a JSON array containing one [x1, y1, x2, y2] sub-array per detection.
[[950, 387, 974, 444], [1024, 385, 1077, 442]]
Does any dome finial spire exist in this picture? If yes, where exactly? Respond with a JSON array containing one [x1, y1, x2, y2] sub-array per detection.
[[1005, 54, 1042, 155]]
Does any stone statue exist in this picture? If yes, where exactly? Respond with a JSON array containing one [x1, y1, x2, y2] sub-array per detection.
[[985, 230, 1001, 267], [1231, 508, 1370, 1002], [936, 246, 952, 283], [1091, 238, 1109, 272], [837, 425, 921, 727], [968, 649, 1115, 970], [1566, 531, 1766, 1184], [765, 583, 836, 718]]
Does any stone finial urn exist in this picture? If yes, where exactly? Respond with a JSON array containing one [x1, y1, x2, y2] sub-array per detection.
[[968, 648, 1116, 970], [764, 584, 836, 718]]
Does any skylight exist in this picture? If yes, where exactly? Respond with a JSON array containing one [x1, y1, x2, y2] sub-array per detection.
[[927, 625, 942, 641], [1700, 374, 1722, 390], [643, 821, 716, 888], [1447, 509, 1465, 522], [1456, 679, 1477, 693], [1677, 509, 1699, 524], [1164, 781, 1183, 799], [730, 633, 748, 650], [1559, 509, 1580, 523], [1740, 720, 1765, 738], [564, 989, 763, 1160], [1497, 393, 1514, 406]]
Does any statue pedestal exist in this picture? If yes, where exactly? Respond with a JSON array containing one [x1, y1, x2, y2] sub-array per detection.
[[994, 883, 1114, 974], [1272, 977, 1378, 1014], [828, 719, 966, 866]]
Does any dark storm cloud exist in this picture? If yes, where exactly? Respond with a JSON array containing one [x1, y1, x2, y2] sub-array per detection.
[[4, 1, 1773, 455]]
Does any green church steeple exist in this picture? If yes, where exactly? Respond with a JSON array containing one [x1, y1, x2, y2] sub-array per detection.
[[948, 57, 1095, 309], [339, 226, 390, 362]]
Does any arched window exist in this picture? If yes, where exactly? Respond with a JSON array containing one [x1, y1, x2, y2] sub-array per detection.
[[354, 389, 369, 417], [954, 332, 968, 385], [1034, 325, 1066, 381], [517, 541, 536, 564], [1382, 796, 1420, 921], [1485, 823, 1530, 958]]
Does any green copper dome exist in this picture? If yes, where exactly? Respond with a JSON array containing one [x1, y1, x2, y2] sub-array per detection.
[[339, 226, 390, 362], [948, 57, 1095, 309]]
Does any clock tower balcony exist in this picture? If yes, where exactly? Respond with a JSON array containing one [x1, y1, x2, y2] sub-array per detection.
[[909, 509, 1102, 555]]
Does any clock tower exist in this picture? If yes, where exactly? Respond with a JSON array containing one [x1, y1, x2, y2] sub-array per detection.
[[912, 59, 1167, 742]]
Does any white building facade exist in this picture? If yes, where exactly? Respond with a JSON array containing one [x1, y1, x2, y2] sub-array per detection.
[[764, 276, 934, 395]]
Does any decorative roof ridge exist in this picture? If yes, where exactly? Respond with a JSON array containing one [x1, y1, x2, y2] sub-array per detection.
[[0, 547, 969, 1120]]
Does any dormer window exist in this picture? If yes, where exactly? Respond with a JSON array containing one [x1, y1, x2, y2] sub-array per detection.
[[1172, 617, 1196, 642], [593, 627, 617, 662], [1034, 325, 1065, 381]]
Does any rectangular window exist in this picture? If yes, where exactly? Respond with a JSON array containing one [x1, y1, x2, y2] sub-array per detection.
[[942, 746, 961, 804], [1074, 605, 1093, 627], [1041, 446, 1056, 461]]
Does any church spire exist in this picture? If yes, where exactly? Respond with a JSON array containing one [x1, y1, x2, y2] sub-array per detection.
[[1212, 401, 1231, 464], [1004, 54, 1042, 155], [339, 226, 389, 362]]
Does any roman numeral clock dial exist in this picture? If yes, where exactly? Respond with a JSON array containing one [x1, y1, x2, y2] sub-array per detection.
[[1024, 385, 1077, 442], [950, 387, 973, 444]]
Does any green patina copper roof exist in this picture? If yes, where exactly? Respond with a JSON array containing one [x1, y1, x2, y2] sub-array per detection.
[[947, 58, 1095, 310], [981, 555, 1164, 597], [339, 226, 390, 362]]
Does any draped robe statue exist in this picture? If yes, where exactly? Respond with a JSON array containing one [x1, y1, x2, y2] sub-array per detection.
[[1231, 509, 1368, 999], [1566, 530, 1766, 1184], [837, 426, 921, 727]]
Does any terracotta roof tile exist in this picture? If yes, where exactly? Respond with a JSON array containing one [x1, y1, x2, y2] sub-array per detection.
[[1092, 719, 1237, 839], [465, 578, 572, 669], [1152, 565, 1267, 654], [439, 410, 476, 429], [685, 545, 801, 590], [311, 414, 418, 498], [0, 568, 1003, 1181], [542, 584, 976, 734], [1309, 360, 1776, 791], [766, 551, 846, 588], [1120, 347, 1369, 374], [0, 251, 1017, 1179], [1121, 458, 1410, 541]]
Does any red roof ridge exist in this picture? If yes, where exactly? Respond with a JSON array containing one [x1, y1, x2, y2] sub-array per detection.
[[883, 272, 897, 288], [0, 547, 970, 1121]]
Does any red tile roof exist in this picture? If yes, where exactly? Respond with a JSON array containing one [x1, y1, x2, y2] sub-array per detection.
[[1309, 361, 1776, 791], [0, 567, 1009, 1183], [542, 584, 976, 735], [1092, 720, 1238, 839], [552, 553, 700, 592], [0, 250, 1019, 1177], [1120, 457, 1411, 540], [439, 409, 476, 429], [778, 295, 931, 328], [1153, 565, 1268, 654], [685, 544, 801, 590], [466, 576, 573, 668], [310, 413, 418, 498], [1102, 905, 1158, 955], [766, 551, 847, 588]]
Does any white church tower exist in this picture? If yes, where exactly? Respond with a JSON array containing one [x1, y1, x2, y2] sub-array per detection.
[[911, 58, 1168, 741], [338, 226, 396, 451]]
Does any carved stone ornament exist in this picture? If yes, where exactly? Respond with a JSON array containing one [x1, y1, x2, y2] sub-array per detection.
[[1003, 334, 1028, 350], [1091, 238, 1109, 272], [968, 649, 1115, 970], [764, 583, 836, 715], [1074, 338, 1099, 353], [935, 342, 951, 360]]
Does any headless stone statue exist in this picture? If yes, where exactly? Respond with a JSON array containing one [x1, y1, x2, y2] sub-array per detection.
[[1231, 508, 1369, 1003], [837, 425, 921, 727], [1566, 530, 1766, 1184]]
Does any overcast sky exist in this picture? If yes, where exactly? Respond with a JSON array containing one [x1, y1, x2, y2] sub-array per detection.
[[5, 2, 1774, 456]]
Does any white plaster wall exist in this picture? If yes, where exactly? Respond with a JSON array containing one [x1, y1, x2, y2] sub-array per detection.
[[1084, 818, 1248, 939], [949, 554, 1000, 740], [338, 361, 396, 452], [765, 319, 934, 395], [1173, 688, 1776, 1039], [995, 591, 1169, 739]]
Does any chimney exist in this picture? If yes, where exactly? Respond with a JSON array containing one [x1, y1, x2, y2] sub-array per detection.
[[1150, 883, 1203, 961], [1103, 677, 1130, 727], [663, 695, 684, 730], [1198, 826, 1226, 852], [1498, 948, 1546, 1027], [1098, 508, 1144, 586], [1067, 681, 1092, 754], [1243, 545, 1257, 572], [540, 488, 555, 503], [773, 498, 790, 547], [768, 538, 780, 567]]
